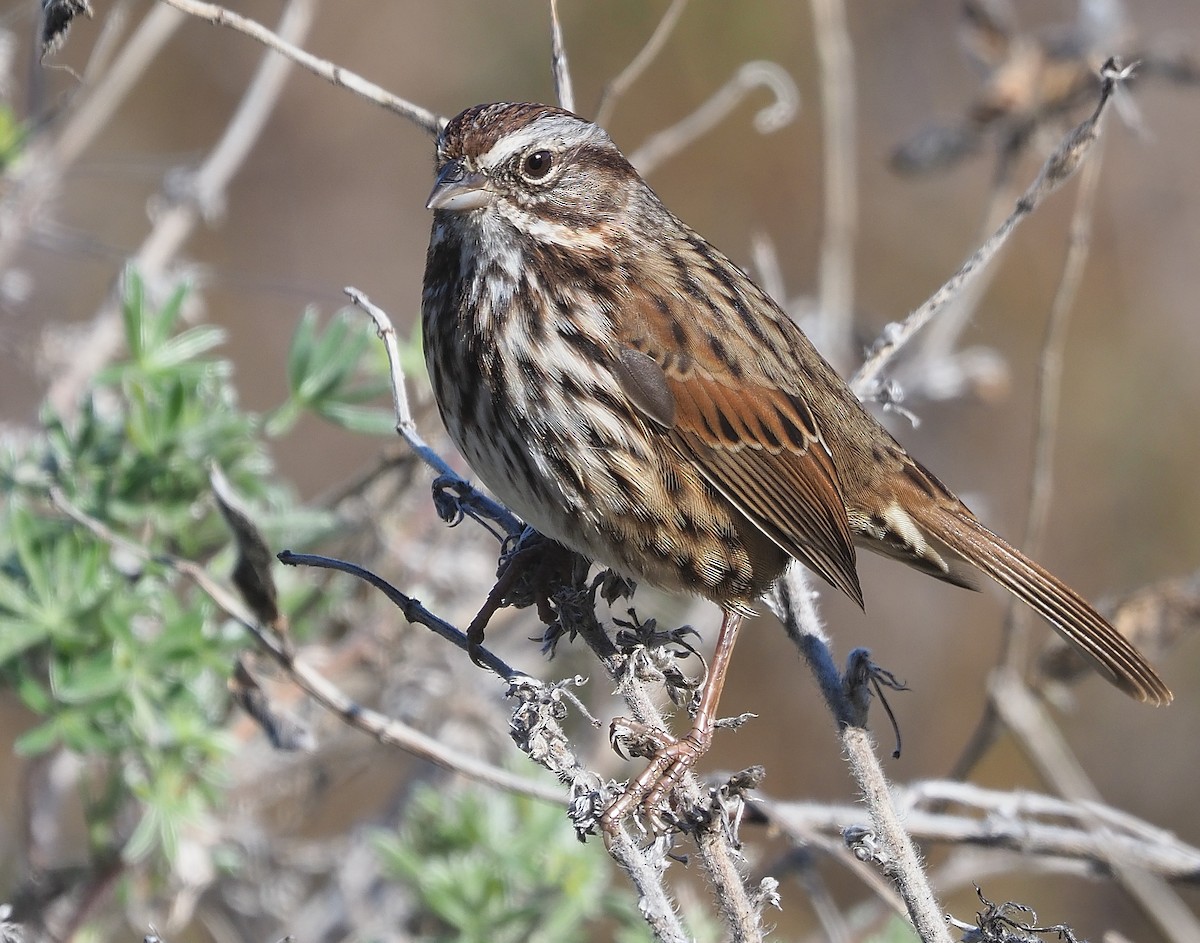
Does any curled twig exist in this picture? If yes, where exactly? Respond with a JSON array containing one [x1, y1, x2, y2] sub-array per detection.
[[628, 61, 800, 176]]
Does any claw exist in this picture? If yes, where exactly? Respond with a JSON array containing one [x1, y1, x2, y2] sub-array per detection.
[[600, 611, 746, 836]]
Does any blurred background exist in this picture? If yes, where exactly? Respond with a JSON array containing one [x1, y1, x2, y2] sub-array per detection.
[[2, 0, 1199, 939]]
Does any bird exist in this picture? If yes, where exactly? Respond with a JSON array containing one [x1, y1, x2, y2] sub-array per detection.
[[419, 101, 1171, 829]]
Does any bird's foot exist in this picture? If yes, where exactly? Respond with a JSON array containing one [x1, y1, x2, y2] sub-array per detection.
[[601, 717, 711, 836]]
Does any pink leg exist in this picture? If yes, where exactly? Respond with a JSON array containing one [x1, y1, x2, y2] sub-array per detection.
[[601, 610, 745, 833]]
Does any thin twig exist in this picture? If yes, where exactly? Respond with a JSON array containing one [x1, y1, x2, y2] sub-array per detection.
[[79, 0, 135, 86], [768, 568, 952, 943], [277, 550, 519, 681], [809, 0, 857, 369], [604, 831, 692, 943], [946, 139, 1107, 785], [628, 61, 800, 177], [548, 0, 574, 113], [155, 0, 443, 132], [842, 727, 953, 943], [346, 287, 524, 536], [594, 0, 690, 126], [1007, 145, 1106, 665], [0, 3, 186, 280], [768, 567, 843, 722], [852, 60, 1129, 396], [763, 779, 1200, 880], [914, 140, 1021, 371], [696, 820, 769, 943]]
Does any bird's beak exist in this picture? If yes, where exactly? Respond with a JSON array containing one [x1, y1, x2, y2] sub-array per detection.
[[426, 159, 495, 212]]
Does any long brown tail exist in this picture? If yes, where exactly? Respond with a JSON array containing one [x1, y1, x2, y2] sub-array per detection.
[[918, 508, 1172, 705]]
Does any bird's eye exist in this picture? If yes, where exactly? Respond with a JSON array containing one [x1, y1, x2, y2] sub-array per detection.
[[520, 149, 555, 181]]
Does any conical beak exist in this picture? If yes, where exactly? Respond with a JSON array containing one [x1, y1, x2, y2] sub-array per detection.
[[426, 159, 495, 212]]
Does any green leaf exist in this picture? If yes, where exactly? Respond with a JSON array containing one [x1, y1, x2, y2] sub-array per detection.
[[314, 401, 396, 436], [286, 308, 319, 393], [123, 802, 169, 863], [143, 325, 227, 373], [14, 719, 61, 756], [16, 673, 52, 713], [51, 655, 127, 705], [0, 615, 52, 666], [143, 280, 186, 352], [121, 269, 146, 361]]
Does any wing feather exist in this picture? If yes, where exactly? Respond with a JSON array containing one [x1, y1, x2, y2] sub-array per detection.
[[667, 374, 862, 604], [606, 224, 863, 605]]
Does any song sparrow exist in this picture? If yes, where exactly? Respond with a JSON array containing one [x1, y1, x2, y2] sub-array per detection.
[[421, 102, 1170, 829]]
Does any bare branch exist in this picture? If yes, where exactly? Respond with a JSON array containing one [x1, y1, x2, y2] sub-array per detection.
[[852, 60, 1128, 395], [763, 779, 1200, 881], [48, 0, 316, 412], [768, 568, 953, 943], [346, 287, 524, 537], [604, 831, 692, 943], [628, 61, 800, 177], [155, 0, 444, 132], [0, 3, 185, 282], [992, 670, 1200, 942], [1004, 134, 1106, 671]]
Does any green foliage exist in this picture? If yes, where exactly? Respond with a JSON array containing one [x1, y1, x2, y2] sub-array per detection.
[[0, 270, 391, 870], [374, 783, 654, 943], [269, 307, 396, 437]]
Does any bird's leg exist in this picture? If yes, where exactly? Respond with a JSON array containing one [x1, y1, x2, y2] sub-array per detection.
[[465, 533, 578, 665], [602, 610, 744, 833], [464, 550, 528, 665]]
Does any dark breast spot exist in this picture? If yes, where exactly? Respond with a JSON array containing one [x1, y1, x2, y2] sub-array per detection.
[[558, 324, 607, 364]]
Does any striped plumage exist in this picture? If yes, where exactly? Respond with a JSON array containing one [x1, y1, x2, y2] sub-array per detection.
[[421, 104, 1169, 739]]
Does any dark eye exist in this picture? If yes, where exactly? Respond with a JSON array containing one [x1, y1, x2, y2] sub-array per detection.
[[521, 149, 554, 181]]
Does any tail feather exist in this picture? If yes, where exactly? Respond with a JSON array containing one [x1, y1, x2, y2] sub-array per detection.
[[918, 509, 1172, 706]]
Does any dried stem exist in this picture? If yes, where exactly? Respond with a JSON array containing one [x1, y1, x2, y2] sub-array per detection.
[[604, 831, 691, 943], [1008, 145, 1105, 656], [809, 0, 857, 369], [155, 0, 443, 132], [548, 0, 575, 113], [852, 60, 1128, 396], [914, 140, 1021, 371], [947, 130, 1107, 785], [769, 569, 952, 943], [628, 61, 800, 177], [0, 3, 186, 279], [764, 778, 1200, 880], [992, 670, 1200, 943], [346, 287, 523, 535]]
